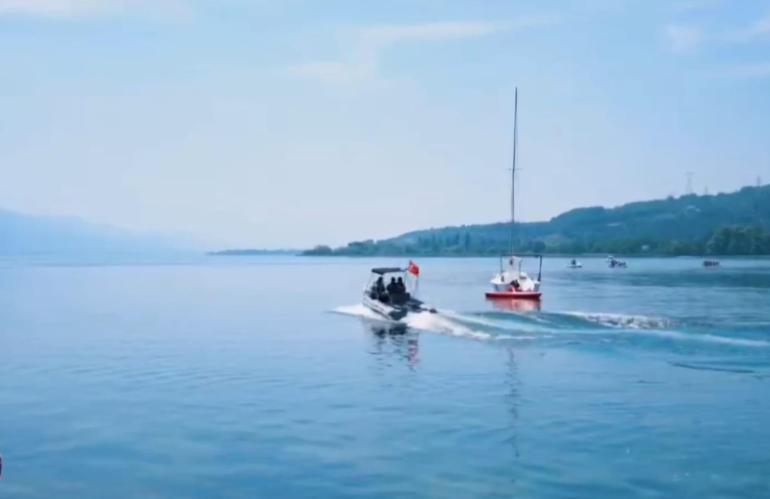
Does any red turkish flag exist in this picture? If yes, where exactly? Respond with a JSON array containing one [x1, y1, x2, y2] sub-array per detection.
[[407, 261, 420, 277]]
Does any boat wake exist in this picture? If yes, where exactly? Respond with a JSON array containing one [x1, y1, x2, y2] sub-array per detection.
[[561, 311, 673, 330], [332, 305, 511, 341], [402, 311, 537, 342], [332, 305, 770, 350]]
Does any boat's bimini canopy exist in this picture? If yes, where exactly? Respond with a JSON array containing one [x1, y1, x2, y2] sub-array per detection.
[[496, 254, 544, 282], [370, 267, 405, 275]]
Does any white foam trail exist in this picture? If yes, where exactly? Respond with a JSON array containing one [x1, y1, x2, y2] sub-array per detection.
[[440, 310, 547, 334], [405, 311, 541, 341], [333, 305, 769, 349], [334, 305, 768, 348], [404, 311, 493, 341], [564, 311, 672, 330], [440, 310, 514, 328], [332, 304, 492, 340], [333, 305, 525, 342]]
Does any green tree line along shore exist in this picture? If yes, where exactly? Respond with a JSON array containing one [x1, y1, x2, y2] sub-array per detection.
[[304, 185, 770, 257]]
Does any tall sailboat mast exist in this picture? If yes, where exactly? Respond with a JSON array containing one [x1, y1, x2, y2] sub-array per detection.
[[509, 87, 518, 255], [485, 87, 542, 301]]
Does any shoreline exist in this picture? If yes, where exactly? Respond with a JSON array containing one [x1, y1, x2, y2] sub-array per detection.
[[232, 252, 770, 259]]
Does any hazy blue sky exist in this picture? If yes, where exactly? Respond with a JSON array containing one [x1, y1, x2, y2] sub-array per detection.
[[1, 0, 769, 247]]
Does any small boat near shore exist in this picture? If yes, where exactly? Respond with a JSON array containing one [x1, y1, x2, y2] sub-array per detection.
[[363, 264, 436, 321], [567, 258, 583, 269], [607, 256, 628, 268], [703, 259, 720, 268]]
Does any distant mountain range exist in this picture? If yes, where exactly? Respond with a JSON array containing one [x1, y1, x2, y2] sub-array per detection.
[[305, 185, 770, 256], [0, 209, 186, 256]]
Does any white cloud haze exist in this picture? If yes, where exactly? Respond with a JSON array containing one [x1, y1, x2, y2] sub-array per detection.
[[0, 0, 184, 17], [287, 16, 556, 86], [664, 24, 703, 53], [1, 1, 769, 247]]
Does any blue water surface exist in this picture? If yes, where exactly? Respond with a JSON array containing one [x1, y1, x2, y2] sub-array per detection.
[[1, 256, 769, 498]]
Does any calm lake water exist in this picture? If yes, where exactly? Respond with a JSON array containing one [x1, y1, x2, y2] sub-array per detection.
[[1, 256, 769, 498]]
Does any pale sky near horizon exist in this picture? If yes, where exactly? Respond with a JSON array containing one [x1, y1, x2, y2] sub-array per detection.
[[1, 0, 769, 248]]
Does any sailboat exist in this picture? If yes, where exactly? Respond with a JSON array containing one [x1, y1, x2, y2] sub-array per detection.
[[485, 88, 543, 301]]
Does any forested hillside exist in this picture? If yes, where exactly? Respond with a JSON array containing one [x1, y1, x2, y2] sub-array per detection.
[[305, 185, 770, 256]]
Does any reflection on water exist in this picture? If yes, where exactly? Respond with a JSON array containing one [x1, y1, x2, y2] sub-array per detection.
[[364, 321, 420, 369], [366, 321, 409, 336], [504, 348, 521, 459], [486, 297, 542, 313]]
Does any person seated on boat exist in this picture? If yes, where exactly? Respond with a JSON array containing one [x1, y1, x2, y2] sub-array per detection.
[[372, 276, 387, 301], [393, 277, 409, 304], [397, 277, 408, 296], [509, 279, 521, 291], [385, 277, 398, 301], [371, 276, 385, 299]]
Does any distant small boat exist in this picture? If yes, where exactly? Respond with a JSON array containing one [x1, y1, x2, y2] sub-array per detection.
[[567, 258, 583, 269], [607, 256, 628, 268], [703, 259, 720, 268]]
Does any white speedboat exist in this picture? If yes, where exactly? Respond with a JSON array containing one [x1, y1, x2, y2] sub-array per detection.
[[567, 258, 583, 269], [363, 266, 436, 321]]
